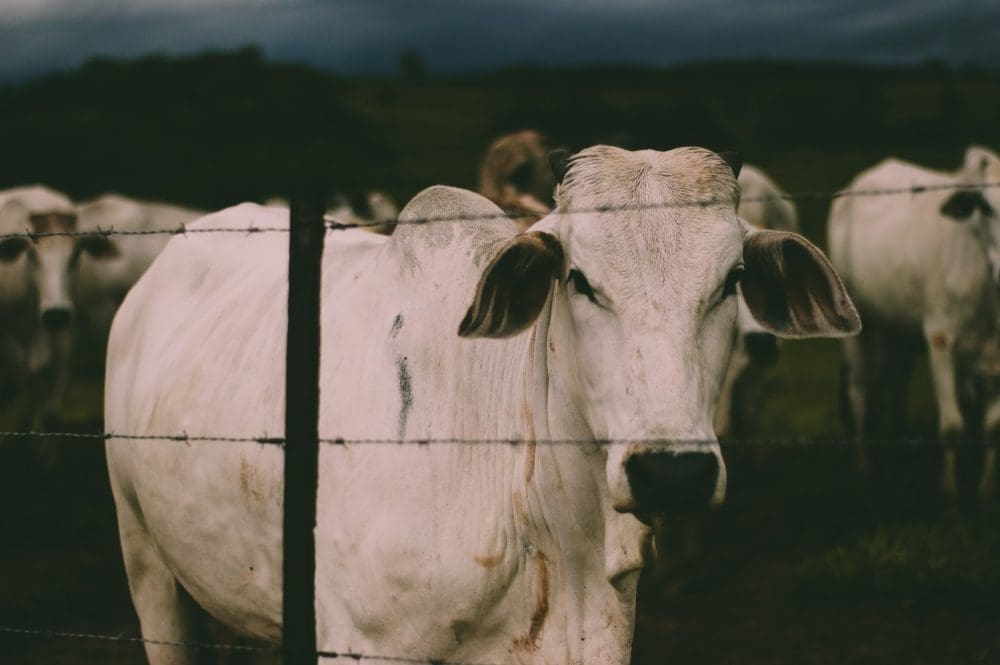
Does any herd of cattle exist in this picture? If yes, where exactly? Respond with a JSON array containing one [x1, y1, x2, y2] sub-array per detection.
[[2, 133, 999, 664]]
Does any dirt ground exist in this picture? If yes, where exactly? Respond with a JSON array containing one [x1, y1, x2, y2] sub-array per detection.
[[2, 438, 997, 665]]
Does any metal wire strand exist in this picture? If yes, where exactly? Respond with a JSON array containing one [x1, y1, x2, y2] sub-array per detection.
[[1, 180, 997, 239], [0, 626, 501, 665]]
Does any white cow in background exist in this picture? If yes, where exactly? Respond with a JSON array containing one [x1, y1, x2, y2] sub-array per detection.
[[74, 194, 204, 348], [325, 190, 399, 235], [715, 165, 800, 438], [0, 185, 79, 433], [266, 192, 400, 235], [829, 145, 1000, 499], [105, 146, 858, 665]]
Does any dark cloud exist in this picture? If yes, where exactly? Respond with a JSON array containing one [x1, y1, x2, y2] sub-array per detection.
[[1, 0, 998, 82]]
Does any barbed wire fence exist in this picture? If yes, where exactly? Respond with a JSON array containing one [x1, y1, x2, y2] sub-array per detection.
[[2, 178, 999, 665]]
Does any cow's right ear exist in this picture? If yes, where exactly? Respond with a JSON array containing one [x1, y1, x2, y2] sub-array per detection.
[[459, 231, 564, 338], [741, 230, 861, 338], [940, 189, 994, 221]]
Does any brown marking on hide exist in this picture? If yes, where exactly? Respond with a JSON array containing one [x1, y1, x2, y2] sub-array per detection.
[[239, 459, 265, 503], [513, 549, 550, 651], [524, 441, 536, 484], [930, 332, 951, 350], [29, 212, 77, 233], [473, 552, 504, 568], [512, 490, 529, 524]]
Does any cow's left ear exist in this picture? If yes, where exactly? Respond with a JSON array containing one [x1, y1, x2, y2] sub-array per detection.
[[459, 231, 564, 338], [940, 189, 994, 221], [741, 230, 861, 338]]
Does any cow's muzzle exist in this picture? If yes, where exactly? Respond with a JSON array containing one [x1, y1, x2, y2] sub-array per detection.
[[625, 450, 721, 515], [41, 306, 73, 331]]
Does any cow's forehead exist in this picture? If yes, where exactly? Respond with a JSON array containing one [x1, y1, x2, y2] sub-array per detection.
[[555, 145, 744, 281], [557, 145, 740, 211]]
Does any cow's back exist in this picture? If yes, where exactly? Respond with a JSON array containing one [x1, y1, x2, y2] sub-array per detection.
[[827, 158, 982, 325]]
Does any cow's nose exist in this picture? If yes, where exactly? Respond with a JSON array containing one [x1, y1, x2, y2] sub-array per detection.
[[625, 451, 719, 514], [743, 332, 778, 364], [41, 307, 72, 331]]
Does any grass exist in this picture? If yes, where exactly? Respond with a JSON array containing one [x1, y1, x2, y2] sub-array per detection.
[[794, 520, 1000, 605]]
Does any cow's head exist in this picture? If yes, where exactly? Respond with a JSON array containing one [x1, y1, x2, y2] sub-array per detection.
[[0, 192, 114, 331], [460, 146, 860, 520], [941, 145, 1000, 288]]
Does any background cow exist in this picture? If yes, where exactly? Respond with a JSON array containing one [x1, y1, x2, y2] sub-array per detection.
[[325, 190, 399, 234], [715, 165, 801, 438], [829, 145, 1000, 499], [478, 129, 556, 230], [105, 146, 858, 665], [74, 193, 204, 356], [0, 185, 79, 438]]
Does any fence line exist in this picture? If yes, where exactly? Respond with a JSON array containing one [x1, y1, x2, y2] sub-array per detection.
[[0, 625, 501, 665], [1, 179, 998, 240], [5, 175, 999, 665], [2, 430, 995, 447]]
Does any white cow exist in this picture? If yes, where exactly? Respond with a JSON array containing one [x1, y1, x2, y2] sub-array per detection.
[[105, 146, 858, 665], [0, 185, 78, 433], [74, 194, 204, 348], [829, 146, 1000, 498], [715, 165, 800, 438]]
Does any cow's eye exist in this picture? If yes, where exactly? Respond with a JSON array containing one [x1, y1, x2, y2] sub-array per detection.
[[0, 238, 29, 262], [722, 265, 744, 299], [568, 268, 598, 304]]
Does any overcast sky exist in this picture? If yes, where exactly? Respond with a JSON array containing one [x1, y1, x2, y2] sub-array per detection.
[[1, 0, 998, 82]]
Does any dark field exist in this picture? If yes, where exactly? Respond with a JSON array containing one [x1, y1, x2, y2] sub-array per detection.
[[2, 52, 1000, 663]]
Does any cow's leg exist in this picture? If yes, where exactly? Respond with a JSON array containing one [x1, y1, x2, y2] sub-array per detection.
[[923, 325, 964, 498], [115, 497, 202, 664], [980, 394, 1000, 501], [841, 333, 875, 472]]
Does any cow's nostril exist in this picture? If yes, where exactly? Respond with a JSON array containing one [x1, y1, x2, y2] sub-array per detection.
[[41, 307, 72, 330], [625, 451, 719, 514]]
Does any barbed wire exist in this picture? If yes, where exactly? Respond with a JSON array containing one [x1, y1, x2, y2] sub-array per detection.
[[0, 625, 276, 653], [2, 430, 995, 447], [0, 625, 500, 665], [1, 180, 998, 240]]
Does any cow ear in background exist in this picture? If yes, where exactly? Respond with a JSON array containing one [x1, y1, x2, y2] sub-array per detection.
[[80, 234, 120, 259], [940, 189, 994, 221], [718, 151, 742, 178], [741, 230, 860, 338], [459, 231, 564, 338], [548, 150, 573, 184]]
